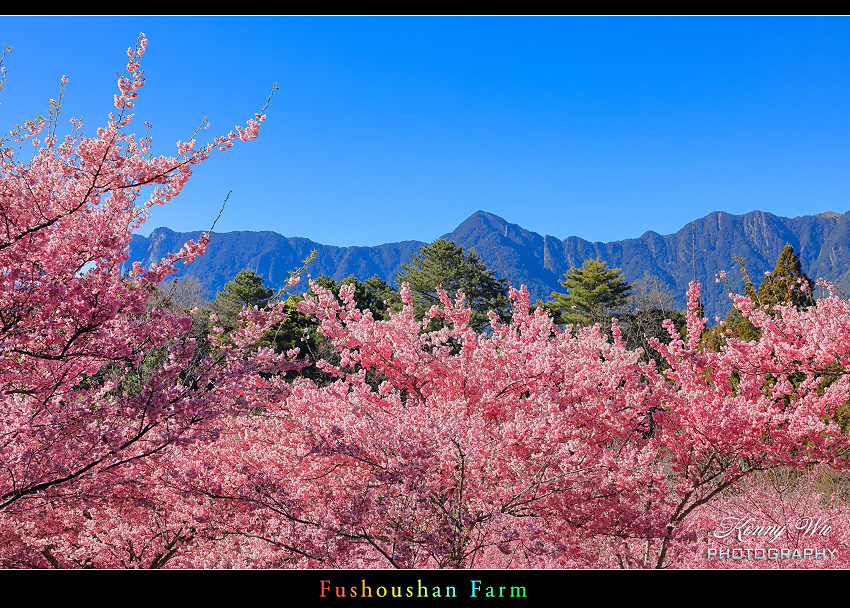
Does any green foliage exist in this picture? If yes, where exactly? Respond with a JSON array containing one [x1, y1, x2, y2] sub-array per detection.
[[267, 274, 398, 350], [263, 274, 400, 385], [328, 274, 402, 322], [757, 243, 815, 311], [716, 260, 761, 344], [713, 244, 815, 347], [546, 258, 632, 327], [703, 246, 850, 433], [397, 238, 510, 333], [211, 269, 275, 330]]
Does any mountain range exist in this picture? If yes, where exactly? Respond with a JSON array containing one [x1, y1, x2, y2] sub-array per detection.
[[126, 209, 850, 321]]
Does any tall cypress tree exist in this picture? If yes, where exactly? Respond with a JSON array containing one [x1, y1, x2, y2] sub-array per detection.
[[720, 243, 814, 344], [757, 243, 815, 312]]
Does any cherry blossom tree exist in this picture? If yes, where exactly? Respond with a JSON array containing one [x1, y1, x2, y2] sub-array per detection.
[[632, 281, 850, 568], [170, 281, 668, 567], [174, 279, 850, 569], [0, 34, 300, 567], [660, 468, 850, 569]]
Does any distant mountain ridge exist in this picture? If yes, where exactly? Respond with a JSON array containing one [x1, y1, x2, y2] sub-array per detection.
[[127, 209, 850, 321]]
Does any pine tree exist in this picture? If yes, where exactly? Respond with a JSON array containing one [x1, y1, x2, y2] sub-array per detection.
[[397, 239, 510, 333], [212, 269, 275, 330], [547, 258, 632, 327], [260, 274, 402, 384]]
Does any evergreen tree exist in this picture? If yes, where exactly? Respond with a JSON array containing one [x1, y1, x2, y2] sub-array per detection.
[[331, 274, 402, 321], [265, 274, 399, 352], [263, 274, 401, 385], [757, 243, 815, 312], [714, 244, 814, 346], [397, 239, 510, 333], [211, 269, 275, 330], [547, 258, 632, 327]]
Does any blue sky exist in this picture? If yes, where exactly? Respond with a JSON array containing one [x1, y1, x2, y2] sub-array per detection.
[[3, 16, 850, 246]]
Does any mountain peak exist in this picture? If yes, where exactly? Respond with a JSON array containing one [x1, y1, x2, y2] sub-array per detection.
[[149, 226, 177, 237], [441, 210, 510, 241], [465, 210, 509, 227], [128, 208, 850, 324]]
